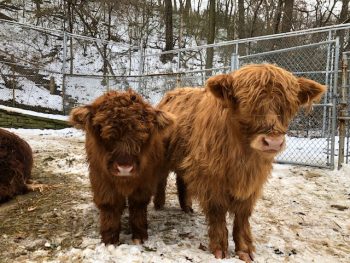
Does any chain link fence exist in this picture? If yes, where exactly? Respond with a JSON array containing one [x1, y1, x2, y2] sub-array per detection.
[[1, 19, 350, 168], [236, 40, 339, 168], [0, 20, 64, 113]]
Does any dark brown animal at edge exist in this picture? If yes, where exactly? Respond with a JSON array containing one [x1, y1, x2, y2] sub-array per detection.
[[70, 89, 174, 245], [155, 64, 326, 262], [0, 128, 33, 203]]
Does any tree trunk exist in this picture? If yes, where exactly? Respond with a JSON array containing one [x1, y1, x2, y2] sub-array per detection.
[[339, 0, 349, 23], [273, 0, 283, 34], [165, 0, 173, 51], [34, 0, 41, 26], [184, 0, 191, 22], [103, 3, 112, 82], [161, 0, 174, 63], [227, 0, 235, 40], [173, 0, 177, 11], [338, 0, 350, 50], [281, 0, 294, 33], [205, 0, 216, 76], [250, 0, 263, 37], [238, 0, 245, 39], [67, 0, 74, 74]]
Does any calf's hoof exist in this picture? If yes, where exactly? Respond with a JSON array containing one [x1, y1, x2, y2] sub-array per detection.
[[132, 239, 143, 245], [236, 251, 254, 262], [214, 249, 227, 259], [101, 231, 119, 245], [153, 202, 165, 210], [181, 205, 194, 213]]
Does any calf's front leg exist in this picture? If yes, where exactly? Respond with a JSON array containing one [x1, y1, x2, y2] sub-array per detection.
[[98, 199, 125, 245], [128, 193, 151, 244], [232, 195, 257, 262], [204, 203, 229, 259]]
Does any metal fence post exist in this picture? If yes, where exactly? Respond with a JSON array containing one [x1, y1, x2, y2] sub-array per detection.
[[331, 37, 340, 169], [10, 55, 15, 107], [62, 31, 67, 114], [177, 50, 181, 86], [231, 53, 239, 71], [138, 39, 144, 92], [322, 31, 332, 137], [338, 52, 348, 169]]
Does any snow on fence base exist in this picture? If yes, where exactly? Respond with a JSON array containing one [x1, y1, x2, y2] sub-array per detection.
[[0, 105, 70, 129]]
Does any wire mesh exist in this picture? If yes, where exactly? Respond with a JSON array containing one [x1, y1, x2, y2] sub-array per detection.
[[0, 20, 64, 113], [238, 41, 337, 168], [278, 105, 333, 167], [0, 19, 348, 168]]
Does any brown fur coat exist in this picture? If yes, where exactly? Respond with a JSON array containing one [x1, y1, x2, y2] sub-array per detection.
[[156, 64, 326, 262], [0, 128, 33, 203], [70, 89, 174, 244]]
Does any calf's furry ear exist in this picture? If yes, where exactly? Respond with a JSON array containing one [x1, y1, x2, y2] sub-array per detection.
[[69, 106, 91, 130], [206, 74, 235, 104], [298, 78, 327, 108], [155, 110, 175, 131]]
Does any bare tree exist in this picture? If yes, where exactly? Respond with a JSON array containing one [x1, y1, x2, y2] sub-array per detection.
[[273, 0, 283, 33], [339, 0, 349, 23], [313, 0, 339, 27], [249, 0, 264, 37], [205, 0, 216, 76], [238, 0, 245, 39], [33, 0, 42, 26], [161, 0, 174, 62], [184, 0, 191, 22], [281, 0, 294, 32], [338, 0, 350, 50]]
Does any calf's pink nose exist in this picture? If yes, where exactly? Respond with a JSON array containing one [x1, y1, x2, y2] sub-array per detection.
[[262, 135, 285, 151]]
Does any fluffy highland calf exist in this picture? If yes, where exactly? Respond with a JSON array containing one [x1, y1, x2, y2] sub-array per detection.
[[156, 64, 326, 262], [70, 89, 174, 245], [0, 128, 33, 203]]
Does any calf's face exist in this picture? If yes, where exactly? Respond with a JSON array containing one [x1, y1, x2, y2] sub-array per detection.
[[207, 64, 326, 157], [70, 89, 174, 177]]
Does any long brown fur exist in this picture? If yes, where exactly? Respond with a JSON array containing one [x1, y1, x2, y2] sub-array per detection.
[[156, 64, 326, 261], [70, 89, 174, 245], [0, 128, 33, 203]]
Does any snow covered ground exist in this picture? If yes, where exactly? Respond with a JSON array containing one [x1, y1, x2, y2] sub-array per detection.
[[0, 128, 349, 263]]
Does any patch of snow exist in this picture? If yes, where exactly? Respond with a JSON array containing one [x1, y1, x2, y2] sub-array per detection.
[[0, 105, 67, 120]]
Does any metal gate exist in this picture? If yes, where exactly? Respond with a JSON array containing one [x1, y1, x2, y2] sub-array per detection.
[[235, 40, 339, 169]]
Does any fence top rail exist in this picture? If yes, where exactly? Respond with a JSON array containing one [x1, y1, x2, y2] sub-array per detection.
[[239, 40, 336, 59], [0, 18, 63, 36], [144, 23, 350, 57], [0, 18, 140, 48], [2, 18, 350, 58]]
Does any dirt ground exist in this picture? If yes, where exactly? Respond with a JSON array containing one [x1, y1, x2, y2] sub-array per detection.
[[0, 132, 94, 262], [0, 129, 349, 263], [0, 130, 202, 263]]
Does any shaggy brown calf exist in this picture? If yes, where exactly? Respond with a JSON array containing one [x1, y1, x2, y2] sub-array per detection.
[[156, 64, 326, 262], [70, 89, 174, 245], [0, 128, 33, 203]]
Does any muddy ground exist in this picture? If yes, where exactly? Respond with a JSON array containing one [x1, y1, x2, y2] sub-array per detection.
[[0, 131, 94, 262]]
